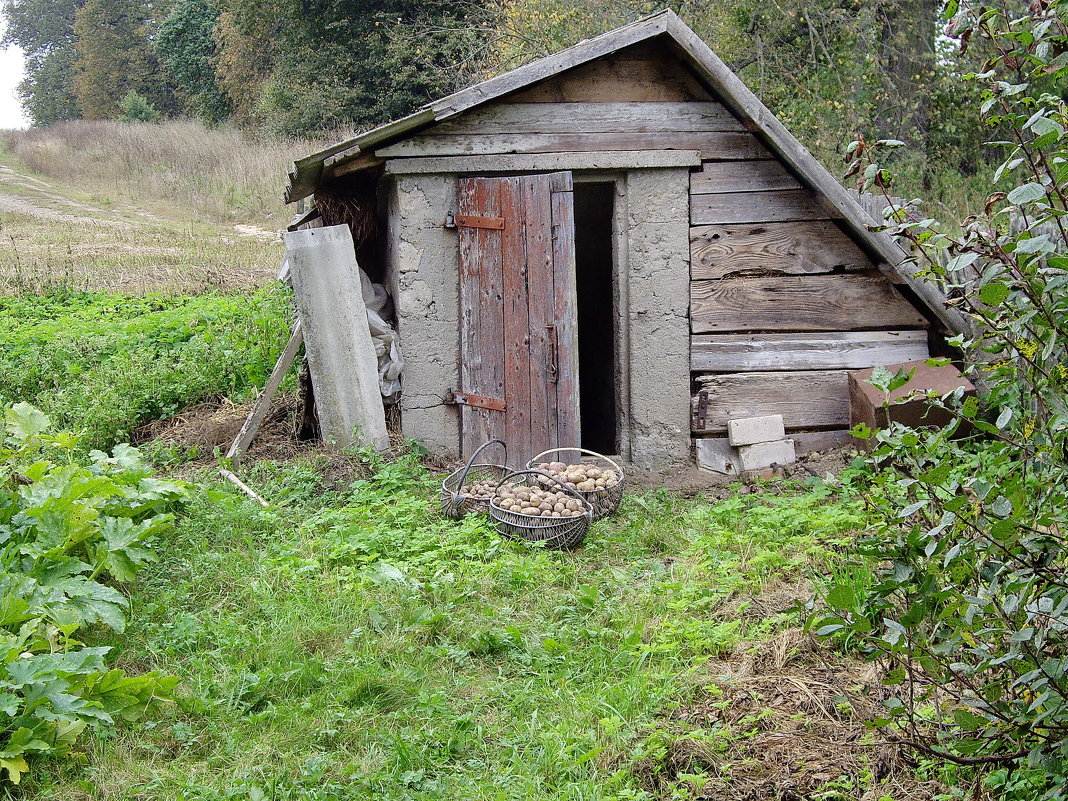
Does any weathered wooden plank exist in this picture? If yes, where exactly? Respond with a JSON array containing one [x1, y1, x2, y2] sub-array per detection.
[[550, 175, 581, 449], [691, 370, 850, 432], [282, 225, 389, 451], [695, 428, 852, 471], [458, 177, 507, 456], [377, 132, 769, 160], [501, 177, 533, 465], [385, 150, 703, 174], [525, 174, 553, 455], [690, 275, 930, 333], [690, 221, 872, 279], [690, 189, 828, 226], [690, 331, 929, 372], [431, 101, 745, 135], [791, 429, 852, 455], [690, 160, 801, 193]]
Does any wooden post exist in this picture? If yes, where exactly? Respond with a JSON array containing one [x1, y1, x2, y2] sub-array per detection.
[[283, 225, 390, 452]]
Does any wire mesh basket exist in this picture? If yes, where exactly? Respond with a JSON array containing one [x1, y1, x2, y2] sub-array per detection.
[[440, 439, 510, 519], [488, 469, 593, 550], [526, 447, 625, 521]]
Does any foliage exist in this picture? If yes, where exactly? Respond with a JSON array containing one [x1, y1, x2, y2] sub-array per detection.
[[118, 90, 161, 123], [815, 0, 1068, 787], [0, 402, 187, 784], [72, 0, 173, 120], [156, 0, 230, 124], [12, 449, 870, 798], [0, 0, 83, 125], [0, 288, 292, 449]]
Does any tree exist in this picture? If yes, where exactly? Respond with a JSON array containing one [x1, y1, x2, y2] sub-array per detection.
[[118, 89, 161, 121], [73, 0, 174, 120], [1, 0, 84, 124], [156, 0, 230, 122]]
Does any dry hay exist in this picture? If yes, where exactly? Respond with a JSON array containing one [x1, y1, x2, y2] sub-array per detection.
[[315, 169, 381, 246], [634, 628, 943, 801]]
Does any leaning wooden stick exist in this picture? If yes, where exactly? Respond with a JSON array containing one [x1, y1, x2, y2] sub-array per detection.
[[226, 319, 304, 466], [219, 468, 270, 508]]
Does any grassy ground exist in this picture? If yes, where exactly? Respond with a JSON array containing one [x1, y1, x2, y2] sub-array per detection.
[[16, 450, 895, 801]]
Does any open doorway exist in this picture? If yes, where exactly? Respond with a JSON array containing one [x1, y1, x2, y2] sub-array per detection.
[[572, 182, 618, 455]]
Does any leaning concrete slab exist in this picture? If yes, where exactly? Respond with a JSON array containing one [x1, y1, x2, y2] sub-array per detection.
[[284, 224, 390, 451]]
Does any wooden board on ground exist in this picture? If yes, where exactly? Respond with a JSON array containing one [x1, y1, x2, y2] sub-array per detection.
[[690, 220, 872, 279], [695, 428, 852, 473], [377, 131, 769, 160], [690, 275, 930, 334], [283, 225, 389, 452], [690, 189, 829, 225], [692, 370, 850, 431], [689, 160, 801, 193], [690, 330, 929, 372], [430, 101, 746, 135]]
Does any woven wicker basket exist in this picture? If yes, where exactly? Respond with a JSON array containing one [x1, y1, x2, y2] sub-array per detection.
[[488, 469, 593, 550], [526, 448, 625, 521], [440, 439, 510, 519]]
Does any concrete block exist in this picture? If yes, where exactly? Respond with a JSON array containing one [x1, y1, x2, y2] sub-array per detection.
[[737, 438, 796, 471], [695, 437, 742, 476], [727, 414, 785, 446]]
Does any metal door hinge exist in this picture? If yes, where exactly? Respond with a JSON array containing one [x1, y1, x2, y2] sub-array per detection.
[[448, 213, 505, 230]]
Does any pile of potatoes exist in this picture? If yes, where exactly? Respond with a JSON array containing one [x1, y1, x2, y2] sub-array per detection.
[[532, 461, 620, 493], [492, 483, 587, 518], [457, 479, 498, 500]]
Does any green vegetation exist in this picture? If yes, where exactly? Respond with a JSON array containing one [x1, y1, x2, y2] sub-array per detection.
[[0, 289, 291, 449], [0, 403, 187, 785], [16, 449, 880, 799]]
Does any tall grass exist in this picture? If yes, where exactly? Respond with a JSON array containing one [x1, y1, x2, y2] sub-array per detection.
[[1, 119, 348, 224]]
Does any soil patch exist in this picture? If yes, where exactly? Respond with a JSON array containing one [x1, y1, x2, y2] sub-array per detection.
[[634, 628, 942, 800]]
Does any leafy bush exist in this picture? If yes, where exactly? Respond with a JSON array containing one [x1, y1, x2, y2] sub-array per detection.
[[118, 90, 161, 123], [0, 402, 187, 784], [815, 0, 1068, 788], [0, 287, 291, 449]]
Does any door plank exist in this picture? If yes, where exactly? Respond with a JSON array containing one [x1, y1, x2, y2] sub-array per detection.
[[690, 189, 830, 225], [690, 330, 930, 371], [691, 370, 850, 432], [690, 275, 930, 333], [550, 174, 580, 448], [690, 160, 801, 193], [500, 177, 533, 465], [377, 131, 770, 160], [524, 175, 554, 456], [690, 221, 872, 279]]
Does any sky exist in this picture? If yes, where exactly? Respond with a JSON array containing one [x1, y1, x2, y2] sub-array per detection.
[[0, 16, 30, 130]]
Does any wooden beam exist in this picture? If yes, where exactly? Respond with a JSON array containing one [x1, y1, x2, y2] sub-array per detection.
[[690, 159, 800, 193], [325, 152, 385, 179], [227, 320, 304, 465], [430, 101, 745, 135], [690, 189, 829, 225], [376, 131, 769, 160], [384, 150, 702, 175], [690, 275, 930, 333], [692, 370, 850, 432], [690, 330, 929, 372], [690, 220, 872, 279]]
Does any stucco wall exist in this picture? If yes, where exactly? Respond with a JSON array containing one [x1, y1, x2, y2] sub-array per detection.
[[385, 174, 461, 458], [623, 168, 692, 469]]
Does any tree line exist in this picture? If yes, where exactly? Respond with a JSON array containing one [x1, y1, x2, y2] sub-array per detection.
[[0, 0, 1027, 180]]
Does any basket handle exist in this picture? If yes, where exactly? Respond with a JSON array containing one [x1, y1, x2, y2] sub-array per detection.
[[492, 469, 593, 512], [456, 439, 507, 492], [526, 447, 624, 477]]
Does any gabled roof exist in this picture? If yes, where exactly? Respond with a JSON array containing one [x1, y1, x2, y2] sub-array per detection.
[[285, 9, 966, 335]]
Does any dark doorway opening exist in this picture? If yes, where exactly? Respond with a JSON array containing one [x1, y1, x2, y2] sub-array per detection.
[[573, 182, 618, 455]]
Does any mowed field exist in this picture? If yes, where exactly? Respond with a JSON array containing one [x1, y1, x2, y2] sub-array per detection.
[[0, 121, 955, 801]]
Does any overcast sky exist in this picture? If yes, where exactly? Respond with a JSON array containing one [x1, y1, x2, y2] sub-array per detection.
[[1, 13, 30, 130]]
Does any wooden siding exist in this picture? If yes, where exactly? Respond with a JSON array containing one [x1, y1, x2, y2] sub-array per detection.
[[690, 331, 930, 372], [692, 370, 851, 433], [690, 221, 872, 279], [690, 160, 801, 193]]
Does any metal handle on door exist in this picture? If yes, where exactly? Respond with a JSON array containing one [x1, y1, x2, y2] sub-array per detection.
[[546, 325, 558, 383]]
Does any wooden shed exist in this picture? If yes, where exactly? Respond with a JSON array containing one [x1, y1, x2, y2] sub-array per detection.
[[284, 10, 965, 471]]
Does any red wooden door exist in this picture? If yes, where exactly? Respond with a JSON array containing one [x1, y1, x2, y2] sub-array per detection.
[[457, 171, 580, 465]]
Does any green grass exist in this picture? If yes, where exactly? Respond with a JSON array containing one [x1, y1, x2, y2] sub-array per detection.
[[15, 452, 869, 800], [0, 288, 292, 449]]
